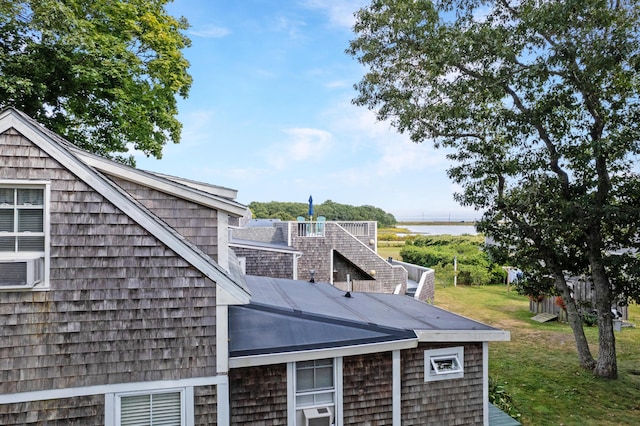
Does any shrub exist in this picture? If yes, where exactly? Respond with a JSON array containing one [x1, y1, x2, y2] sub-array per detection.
[[489, 377, 522, 421]]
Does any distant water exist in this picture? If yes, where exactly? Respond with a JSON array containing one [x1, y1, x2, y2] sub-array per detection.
[[404, 225, 478, 236]]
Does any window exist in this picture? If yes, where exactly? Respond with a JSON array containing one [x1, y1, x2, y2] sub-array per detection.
[[117, 389, 185, 426], [424, 346, 464, 382], [291, 358, 339, 425], [0, 184, 49, 289]]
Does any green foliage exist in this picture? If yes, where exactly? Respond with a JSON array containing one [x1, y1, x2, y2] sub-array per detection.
[[0, 0, 192, 164], [489, 377, 522, 421], [349, 0, 640, 378], [248, 200, 397, 227], [400, 235, 505, 286]]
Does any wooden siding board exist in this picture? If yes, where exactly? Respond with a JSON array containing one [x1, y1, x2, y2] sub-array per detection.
[[0, 395, 104, 425], [230, 365, 288, 425], [109, 176, 219, 261], [0, 131, 219, 400], [401, 343, 484, 425], [195, 385, 218, 426], [343, 352, 394, 425]]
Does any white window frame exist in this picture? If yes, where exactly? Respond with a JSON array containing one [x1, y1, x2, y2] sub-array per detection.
[[424, 346, 464, 382], [111, 387, 188, 426], [288, 357, 343, 426], [0, 181, 50, 291]]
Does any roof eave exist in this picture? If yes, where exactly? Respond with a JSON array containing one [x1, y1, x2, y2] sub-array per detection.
[[0, 109, 250, 305], [229, 338, 417, 368], [415, 329, 511, 342], [71, 150, 248, 217]]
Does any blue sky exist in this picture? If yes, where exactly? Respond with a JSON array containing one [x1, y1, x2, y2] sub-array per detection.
[[134, 0, 481, 221]]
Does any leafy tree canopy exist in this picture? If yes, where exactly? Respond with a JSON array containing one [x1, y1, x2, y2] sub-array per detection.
[[0, 0, 192, 164], [248, 199, 397, 228], [349, 0, 640, 378]]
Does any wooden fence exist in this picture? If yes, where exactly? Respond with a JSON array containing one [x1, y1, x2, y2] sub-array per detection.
[[529, 278, 628, 321]]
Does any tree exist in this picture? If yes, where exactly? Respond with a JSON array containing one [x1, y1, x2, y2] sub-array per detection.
[[0, 0, 192, 164], [348, 0, 640, 379]]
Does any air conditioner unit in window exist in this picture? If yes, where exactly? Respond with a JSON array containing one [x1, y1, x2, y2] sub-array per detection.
[[0, 259, 37, 287], [302, 407, 332, 426]]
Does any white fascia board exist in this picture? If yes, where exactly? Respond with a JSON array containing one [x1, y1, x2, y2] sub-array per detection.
[[73, 150, 247, 217], [0, 375, 226, 404], [415, 330, 511, 342], [148, 172, 238, 200], [229, 242, 302, 256], [229, 338, 417, 368], [1, 112, 250, 306]]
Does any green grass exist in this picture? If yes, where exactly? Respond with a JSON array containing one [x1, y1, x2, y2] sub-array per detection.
[[434, 285, 640, 426], [376, 239, 640, 425]]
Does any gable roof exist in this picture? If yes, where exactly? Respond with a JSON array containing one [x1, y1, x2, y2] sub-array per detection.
[[229, 275, 509, 366], [0, 107, 250, 305]]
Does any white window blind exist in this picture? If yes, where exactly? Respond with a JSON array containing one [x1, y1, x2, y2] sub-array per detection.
[[120, 391, 182, 426]]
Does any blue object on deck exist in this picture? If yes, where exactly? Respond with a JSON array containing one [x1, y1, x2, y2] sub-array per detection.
[[308, 195, 314, 217]]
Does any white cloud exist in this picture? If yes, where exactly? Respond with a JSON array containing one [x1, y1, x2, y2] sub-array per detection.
[[271, 15, 307, 39], [326, 80, 349, 88], [302, 0, 369, 29], [267, 128, 334, 169], [190, 25, 231, 38]]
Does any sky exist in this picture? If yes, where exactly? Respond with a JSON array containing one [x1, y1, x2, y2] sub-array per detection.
[[134, 0, 482, 222]]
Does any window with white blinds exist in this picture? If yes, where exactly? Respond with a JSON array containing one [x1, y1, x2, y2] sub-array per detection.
[[0, 184, 48, 289], [119, 390, 184, 426]]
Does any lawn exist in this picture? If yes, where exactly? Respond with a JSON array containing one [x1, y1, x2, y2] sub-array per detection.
[[435, 284, 640, 426]]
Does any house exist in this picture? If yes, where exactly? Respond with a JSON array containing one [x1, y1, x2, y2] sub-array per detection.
[[0, 108, 511, 425], [230, 219, 436, 302]]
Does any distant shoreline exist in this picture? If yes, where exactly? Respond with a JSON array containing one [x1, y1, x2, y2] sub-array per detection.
[[397, 221, 476, 226]]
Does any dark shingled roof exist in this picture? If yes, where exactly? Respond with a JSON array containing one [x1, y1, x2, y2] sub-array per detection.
[[229, 276, 500, 357]]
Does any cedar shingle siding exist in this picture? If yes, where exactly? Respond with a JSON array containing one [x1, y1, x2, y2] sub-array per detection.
[[0, 395, 103, 425], [402, 343, 484, 425], [194, 385, 218, 426], [111, 176, 219, 261], [343, 352, 394, 424], [232, 247, 294, 279], [230, 364, 288, 425], [1, 129, 218, 421]]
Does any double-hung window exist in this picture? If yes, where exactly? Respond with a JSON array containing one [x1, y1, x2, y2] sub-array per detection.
[[293, 358, 337, 425], [0, 183, 49, 290]]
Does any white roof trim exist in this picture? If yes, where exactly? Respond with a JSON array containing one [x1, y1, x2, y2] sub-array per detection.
[[0, 109, 250, 305], [415, 330, 511, 342], [229, 338, 417, 368], [229, 241, 302, 255], [71, 149, 247, 217]]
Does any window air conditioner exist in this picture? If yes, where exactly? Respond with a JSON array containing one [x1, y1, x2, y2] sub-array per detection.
[[302, 407, 332, 426], [0, 259, 37, 287]]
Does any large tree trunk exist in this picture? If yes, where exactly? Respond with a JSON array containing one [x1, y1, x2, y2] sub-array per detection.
[[590, 258, 618, 379], [555, 276, 596, 370]]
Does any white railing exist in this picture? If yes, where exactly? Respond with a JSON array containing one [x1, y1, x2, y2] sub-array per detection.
[[336, 221, 370, 237], [296, 221, 325, 237]]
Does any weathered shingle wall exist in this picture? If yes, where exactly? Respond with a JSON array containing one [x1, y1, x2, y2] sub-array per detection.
[[109, 176, 219, 261], [293, 222, 407, 293], [1, 130, 217, 396], [231, 246, 294, 279], [0, 395, 103, 425], [343, 352, 393, 425], [229, 364, 288, 425], [194, 385, 218, 426], [401, 343, 484, 425]]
